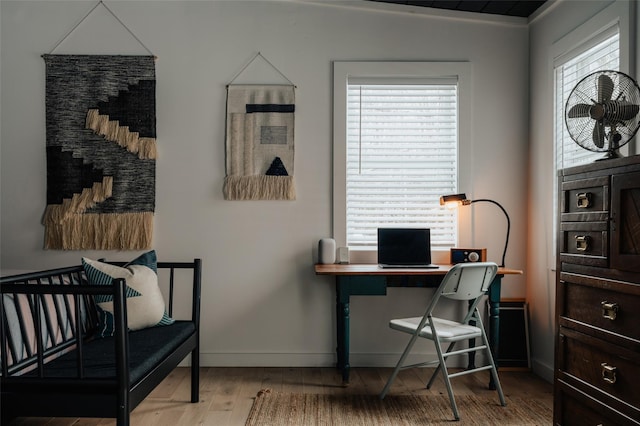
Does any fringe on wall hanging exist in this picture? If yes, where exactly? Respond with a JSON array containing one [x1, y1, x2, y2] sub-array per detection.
[[223, 53, 296, 200], [41, 1, 156, 249]]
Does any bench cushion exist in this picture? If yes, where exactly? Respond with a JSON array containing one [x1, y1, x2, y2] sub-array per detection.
[[27, 321, 195, 384]]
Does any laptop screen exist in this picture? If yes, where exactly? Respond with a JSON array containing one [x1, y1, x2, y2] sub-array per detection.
[[377, 228, 432, 266]]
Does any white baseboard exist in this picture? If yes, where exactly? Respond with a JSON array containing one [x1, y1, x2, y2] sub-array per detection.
[[198, 351, 470, 368], [531, 358, 554, 383], [200, 352, 335, 367]]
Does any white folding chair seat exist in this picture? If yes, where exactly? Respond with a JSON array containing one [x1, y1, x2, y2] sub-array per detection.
[[390, 317, 482, 340], [380, 262, 506, 421]]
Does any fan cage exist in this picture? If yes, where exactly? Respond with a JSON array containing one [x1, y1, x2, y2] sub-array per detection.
[[565, 70, 640, 155]]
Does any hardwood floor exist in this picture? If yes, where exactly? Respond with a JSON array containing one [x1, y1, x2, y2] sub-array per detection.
[[8, 367, 552, 425]]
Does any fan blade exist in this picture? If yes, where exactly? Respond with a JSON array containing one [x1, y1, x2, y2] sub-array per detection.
[[614, 102, 640, 121], [597, 74, 614, 102], [567, 103, 592, 118], [592, 121, 606, 148]]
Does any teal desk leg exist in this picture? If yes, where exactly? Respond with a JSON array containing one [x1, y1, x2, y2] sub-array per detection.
[[335, 276, 388, 384], [336, 284, 350, 383], [487, 274, 502, 390], [467, 299, 477, 370]]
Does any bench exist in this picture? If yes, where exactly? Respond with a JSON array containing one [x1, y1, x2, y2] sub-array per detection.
[[1, 256, 201, 426]]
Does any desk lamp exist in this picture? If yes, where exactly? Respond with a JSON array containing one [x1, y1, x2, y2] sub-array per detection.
[[440, 193, 511, 267]]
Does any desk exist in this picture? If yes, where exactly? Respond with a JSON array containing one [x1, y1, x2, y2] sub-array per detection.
[[315, 263, 523, 384]]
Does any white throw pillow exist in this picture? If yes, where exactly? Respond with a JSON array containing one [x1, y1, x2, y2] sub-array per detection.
[[82, 250, 173, 337]]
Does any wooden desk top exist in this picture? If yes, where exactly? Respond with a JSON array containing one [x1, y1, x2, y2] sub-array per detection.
[[315, 263, 523, 276]]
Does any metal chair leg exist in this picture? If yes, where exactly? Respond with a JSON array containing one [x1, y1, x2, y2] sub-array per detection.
[[380, 333, 420, 399], [432, 336, 460, 420], [481, 328, 506, 405], [426, 341, 456, 389]]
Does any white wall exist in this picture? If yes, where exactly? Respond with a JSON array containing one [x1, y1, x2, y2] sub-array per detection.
[[528, 0, 639, 382], [1, 1, 529, 367]]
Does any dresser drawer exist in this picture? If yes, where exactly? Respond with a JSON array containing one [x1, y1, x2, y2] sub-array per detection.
[[559, 273, 640, 341], [559, 222, 608, 267], [561, 176, 609, 222], [555, 379, 639, 426], [557, 327, 640, 410]]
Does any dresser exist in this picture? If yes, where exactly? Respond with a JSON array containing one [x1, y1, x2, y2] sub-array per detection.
[[555, 155, 640, 425]]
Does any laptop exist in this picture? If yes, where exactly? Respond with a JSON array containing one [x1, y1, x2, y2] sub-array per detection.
[[377, 228, 439, 269]]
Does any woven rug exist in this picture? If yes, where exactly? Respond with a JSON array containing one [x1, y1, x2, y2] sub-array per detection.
[[245, 389, 552, 425]]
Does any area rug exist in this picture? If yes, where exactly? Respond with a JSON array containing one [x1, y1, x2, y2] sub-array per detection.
[[245, 389, 551, 425]]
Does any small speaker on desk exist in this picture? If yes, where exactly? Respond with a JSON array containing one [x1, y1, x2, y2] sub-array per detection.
[[450, 248, 487, 264], [338, 246, 350, 264], [318, 238, 336, 264]]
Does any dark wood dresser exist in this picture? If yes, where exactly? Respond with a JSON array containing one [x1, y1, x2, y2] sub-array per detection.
[[555, 154, 640, 425]]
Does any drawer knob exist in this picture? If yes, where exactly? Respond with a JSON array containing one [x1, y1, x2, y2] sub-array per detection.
[[575, 235, 591, 251], [601, 301, 619, 320], [576, 192, 592, 208], [601, 363, 617, 384]]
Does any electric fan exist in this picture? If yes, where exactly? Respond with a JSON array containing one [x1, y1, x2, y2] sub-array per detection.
[[565, 70, 640, 160]]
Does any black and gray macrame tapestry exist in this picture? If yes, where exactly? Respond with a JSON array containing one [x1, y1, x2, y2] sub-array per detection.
[[43, 55, 156, 250]]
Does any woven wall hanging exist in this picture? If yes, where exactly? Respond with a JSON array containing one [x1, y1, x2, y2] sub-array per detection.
[[42, 54, 156, 250], [223, 53, 296, 200], [41, 1, 157, 250]]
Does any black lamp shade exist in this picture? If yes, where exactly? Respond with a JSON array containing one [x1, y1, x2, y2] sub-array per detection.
[[440, 193, 468, 205]]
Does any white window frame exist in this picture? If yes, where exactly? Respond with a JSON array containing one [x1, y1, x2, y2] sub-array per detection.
[[333, 61, 473, 263], [550, 0, 633, 268]]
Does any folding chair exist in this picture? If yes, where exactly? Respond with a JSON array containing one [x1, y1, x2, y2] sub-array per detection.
[[379, 262, 506, 421]]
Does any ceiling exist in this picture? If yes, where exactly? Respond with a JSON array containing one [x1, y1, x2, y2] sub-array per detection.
[[367, 0, 548, 18]]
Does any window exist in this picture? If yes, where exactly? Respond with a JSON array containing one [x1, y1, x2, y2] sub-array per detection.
[[333, 62, 471, 255]]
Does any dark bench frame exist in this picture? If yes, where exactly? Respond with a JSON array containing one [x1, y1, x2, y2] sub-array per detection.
[[1, 259, 201, 426]]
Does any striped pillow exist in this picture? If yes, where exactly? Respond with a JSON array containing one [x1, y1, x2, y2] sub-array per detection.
[[82, 250, 173, 338]]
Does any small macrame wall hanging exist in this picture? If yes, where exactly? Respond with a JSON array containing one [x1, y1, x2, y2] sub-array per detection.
[[223, 53, 296, 200], [42, 1, 157, 250]]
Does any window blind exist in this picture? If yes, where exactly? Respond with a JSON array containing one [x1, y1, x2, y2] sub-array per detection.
[[555, 30, 620, 169], [346, 83, 458, 248]]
